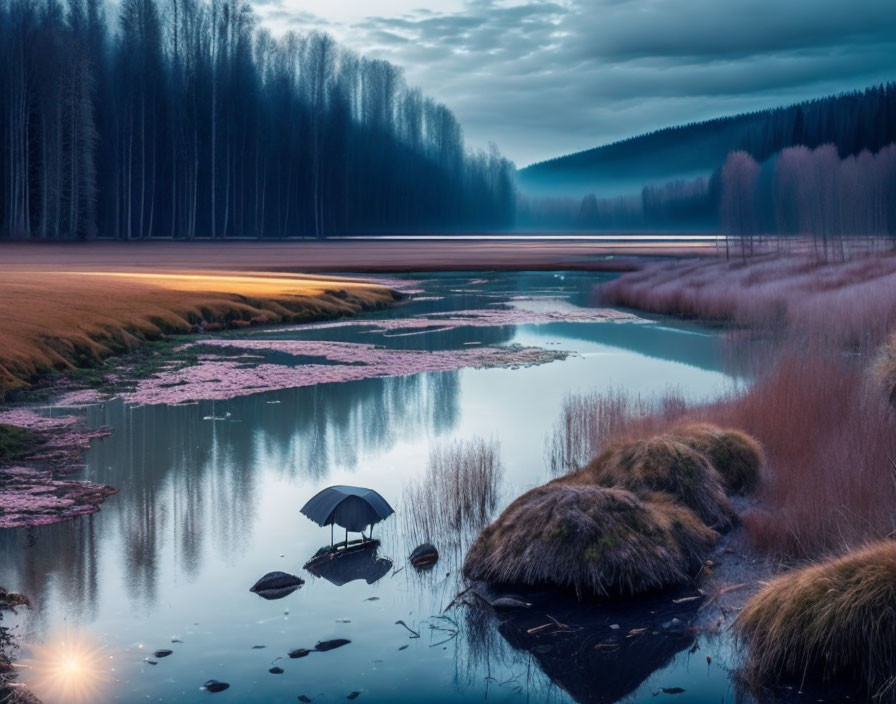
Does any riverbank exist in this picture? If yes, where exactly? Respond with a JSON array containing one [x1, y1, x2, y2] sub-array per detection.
[[0, 267, 398, 400]]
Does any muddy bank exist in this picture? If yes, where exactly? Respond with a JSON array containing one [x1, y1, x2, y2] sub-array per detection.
[[0, 410, 116, 529]]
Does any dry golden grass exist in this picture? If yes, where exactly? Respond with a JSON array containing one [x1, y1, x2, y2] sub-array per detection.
[[572, 435, 737, 531], [0, 268, 396, 398], [736, 540, 896, 699], [462, 484, 717, 597]]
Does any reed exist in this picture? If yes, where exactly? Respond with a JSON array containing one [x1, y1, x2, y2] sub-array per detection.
[[402, 437, 504, 550]]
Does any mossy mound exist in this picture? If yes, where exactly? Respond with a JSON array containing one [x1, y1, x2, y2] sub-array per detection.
[[462, 484, 717, 597], [0, 424, 37, 463], [671, 424, 764, 494], [579, 436, 736, 530], [736, 540, 896, 699]]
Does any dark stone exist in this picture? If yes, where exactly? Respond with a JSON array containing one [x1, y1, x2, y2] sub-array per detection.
[[204, 680, 230, 693], [314, 639, 351, 652], [662, 688, 686, 694], [289, 648, 312, 659], [409, 543, 439, 570], [154, 649, 173, 658], [298, 697, 312, 703], [346, 693, 361, 700], [269, 667, 284, 674], [251, 645, 266, 650], [250, 571, 305, 600]]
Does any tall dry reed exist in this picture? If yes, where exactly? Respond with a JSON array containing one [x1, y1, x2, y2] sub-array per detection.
[[403, 437, 504, 551]]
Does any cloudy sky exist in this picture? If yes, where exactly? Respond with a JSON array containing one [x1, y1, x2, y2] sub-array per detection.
[[253, 0, 896, 166]]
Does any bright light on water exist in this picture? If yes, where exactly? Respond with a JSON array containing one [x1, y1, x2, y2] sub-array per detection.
[[22, 632, 109, 703]]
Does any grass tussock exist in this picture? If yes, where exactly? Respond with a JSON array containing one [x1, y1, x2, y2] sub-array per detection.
[[671, 424, 764, 495], [403, 437, 504, 549], [547, 346, 896, 557], [572, 436, 736, 530], [0, 269, 396, 398], [736, 540, 896, 699], [462, 484, 717, 597]]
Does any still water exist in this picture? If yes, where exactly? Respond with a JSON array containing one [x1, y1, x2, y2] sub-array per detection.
[[1, 272, 747, 703]]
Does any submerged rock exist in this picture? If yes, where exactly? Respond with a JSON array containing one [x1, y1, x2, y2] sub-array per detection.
[[288, 648, 311, 659], [409, 543, 439, 570], [314, 639, 351, 652], [203, 680, 230, 693], [298, 696, 312, 703], [346, 693, 361, 700], [269, 667, 284, 674], [153, 649, 173, 658], [249, 571, 305, 599]]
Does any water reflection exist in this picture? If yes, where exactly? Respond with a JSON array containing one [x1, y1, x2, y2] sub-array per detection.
[[496, 593, 700, 704], [0, 370, 460, 619], [304, 542, 393, 587]]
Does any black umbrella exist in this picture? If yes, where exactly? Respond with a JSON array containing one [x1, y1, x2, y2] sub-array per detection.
[[300, 485, 394, 545]]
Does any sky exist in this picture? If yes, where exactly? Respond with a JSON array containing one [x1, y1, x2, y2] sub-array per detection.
[[253, 0, 896, 166]]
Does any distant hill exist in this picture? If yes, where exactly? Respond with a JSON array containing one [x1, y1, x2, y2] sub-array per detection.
[[517, 83, 896, 197]]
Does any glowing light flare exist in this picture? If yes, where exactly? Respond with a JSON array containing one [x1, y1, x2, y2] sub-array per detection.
[[21, 631, 110, 704]]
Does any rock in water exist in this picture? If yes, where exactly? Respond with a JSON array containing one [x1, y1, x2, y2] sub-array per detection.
[[409, 543, 439, 570], [346, 693, 361, 700], [249, 571, 305, 600], [288, 648, 312, 659], [298, 696, 312, 703], [269, 667, 284, 674], [203, 680, 230, 693], [314, 639, 351, 652], [154, 649, 173, 658]]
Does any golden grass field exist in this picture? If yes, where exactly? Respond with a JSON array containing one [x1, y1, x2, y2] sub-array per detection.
[[0, 248, 400, 398]]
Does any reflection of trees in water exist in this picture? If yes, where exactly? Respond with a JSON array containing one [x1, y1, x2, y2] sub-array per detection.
[[0, 519, 102, 634], [0, 370, 461, 620]]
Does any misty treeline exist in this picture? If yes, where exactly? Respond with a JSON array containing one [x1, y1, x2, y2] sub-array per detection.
[[518, 83, 896, 235], [520, 139, 896, 242], [517, 176, 718, 231], [0, 0, 516, 240], [720, 144, 896, 257]]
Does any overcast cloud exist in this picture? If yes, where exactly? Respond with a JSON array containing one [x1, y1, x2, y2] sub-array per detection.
[[253, 0, 896, 166]]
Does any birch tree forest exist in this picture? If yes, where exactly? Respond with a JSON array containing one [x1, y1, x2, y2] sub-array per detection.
[[0, 0, 517, 240]]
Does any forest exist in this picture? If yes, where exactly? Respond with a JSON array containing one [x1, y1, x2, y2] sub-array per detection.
[[519, 84, 896, 239], [518, 83, 896, 197], [0, 0, 517, 240]]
